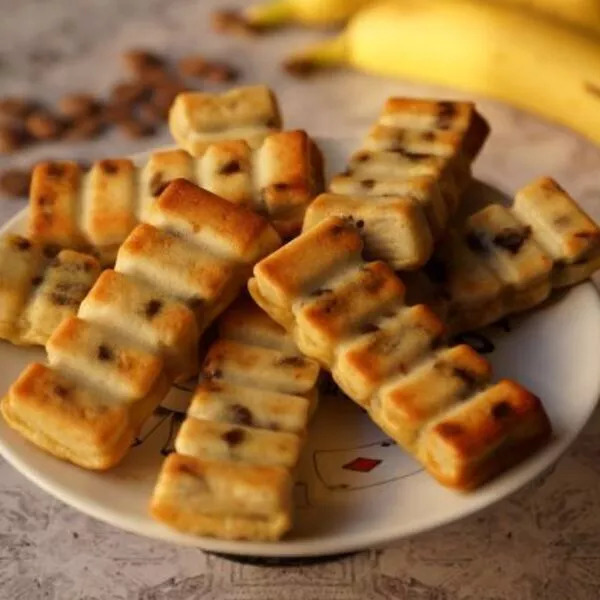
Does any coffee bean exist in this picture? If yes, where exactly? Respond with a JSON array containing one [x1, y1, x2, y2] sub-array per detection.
[[25, 111, 63, 141], [122, 49, 165, 77], [64, 115, 106, 140], [212, 10, 262, 35], [0, 97, 35, 120], [204, 63, 237, 83], [0, 168, 31, 197], [103, 101, 133, 125], [0, 124, 27, 153], [110, 80, 151, 105], [58, 93, 99, 119], [118, 118, 155, 139], [177, 55, 209, 78]]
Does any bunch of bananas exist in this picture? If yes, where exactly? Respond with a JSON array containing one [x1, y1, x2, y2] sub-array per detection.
[[220, 0, 600, 145]]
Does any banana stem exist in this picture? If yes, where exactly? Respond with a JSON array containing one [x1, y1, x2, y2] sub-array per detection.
[[284, 36, 348, 76], [245, 0, 295, 27]]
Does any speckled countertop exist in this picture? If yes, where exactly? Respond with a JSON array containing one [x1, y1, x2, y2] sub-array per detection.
[[1, 1, 600, 598]]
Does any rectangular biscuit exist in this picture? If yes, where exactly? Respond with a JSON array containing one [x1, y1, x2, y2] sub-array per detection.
[[201, 339, 319, 396], [0, 235, 45, 342], [175, 417, 303, 469], [303, 193, 433, 270], [334, 304, 445, 406], [18, 250, 101, 346], [78, 270, 199, 381], [188, 380, 311, 435], [0, 363, 170, 470], [46, 316, 164, 401], [293, 261, 405, 365], [168, 85, 282, 157], [371, 345, 492, 452], [149, 454, 292, 541], [417, 379, 552, 489]]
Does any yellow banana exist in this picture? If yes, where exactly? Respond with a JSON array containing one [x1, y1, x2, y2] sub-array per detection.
[[220, 0, 600, 34], [285, 0, 600, 145], [494, 0, 600, 36], [216, 0, 373, 30]]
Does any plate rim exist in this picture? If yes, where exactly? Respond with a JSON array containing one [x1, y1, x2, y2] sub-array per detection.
[[1, 149, 599, 557]]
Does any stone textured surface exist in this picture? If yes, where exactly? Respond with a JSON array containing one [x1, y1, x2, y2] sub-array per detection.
[[1, 1, 600, 598]]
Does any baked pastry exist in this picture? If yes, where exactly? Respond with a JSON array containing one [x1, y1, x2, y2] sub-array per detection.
[[2, 181, 281, 470], [28, 133, 321, 256], [150, 297, 319, 540], [249, 216, 551, 489], [308, 98, 489, 270], [0, 234, 100, 346], [414, 177, 600, 334], [168, 85, 282, 156]]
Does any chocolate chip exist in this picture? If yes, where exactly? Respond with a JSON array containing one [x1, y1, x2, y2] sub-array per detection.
[[219, 159, 241, 175], [14, 237, 31, 251], [360, 323, 380, 334], [360, 179, 375, 190], [53, 384, 69, 398], [221, 427, 245, 446], [421, 131, 436, 142], [493, 226, 531, 254], [149, 172, 166, 197], [46, 162, 65, 178], [50, 293, 70, 306], [272, 182, 289, 191], [99, 160, 119, 175], [437, 101, 457, 129], [310, 288, 332, 297], [42, 243, 60, 259], [187, 296, 204, 310], [31, 275, 43, 286], [437, 422, 463, 437], [0, 168, 31, 197], [574, 230, 599, 240], [204, 367, 222, 380], [229, 404, 253, 426], [277, 356, 305, 367], [465, 230, 488, 253], [492, 401, 513, 419], [356, 219, 365, 228], [453, 367, 479, 387], [97, 344, 113, 361], [354, 152, 370, 163], [144, 299, 162, 318]]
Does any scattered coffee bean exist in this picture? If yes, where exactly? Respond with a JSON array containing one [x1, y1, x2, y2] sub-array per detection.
[[0, 168, 31, 197], [138, 101, 168, 124], [177, 55, 209, 78], [118, 118, 155, 139], [58, 93, 99, 119], [0, 124, 26, 153], [102, 101, 133, 125], [212, 10, 261, 35], [25, 111, 63, 141], [204, 63, 237, 82], [0, 96, 35, 120], [110, 80, 151, 105], [64, 115, 105, 140], [122, 49, 165, 76]]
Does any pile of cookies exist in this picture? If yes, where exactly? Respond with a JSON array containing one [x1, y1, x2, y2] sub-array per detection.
[[1, 85, 599, 541]]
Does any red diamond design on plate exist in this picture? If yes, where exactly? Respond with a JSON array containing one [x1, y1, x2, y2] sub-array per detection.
[[342, 457, 382, 473]]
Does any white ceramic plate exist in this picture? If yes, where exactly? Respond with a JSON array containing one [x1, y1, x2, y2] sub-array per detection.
[[1, 140, 599, 558]]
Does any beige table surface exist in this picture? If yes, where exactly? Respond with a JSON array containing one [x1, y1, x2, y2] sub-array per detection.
[[1, 1, 600, 598]]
